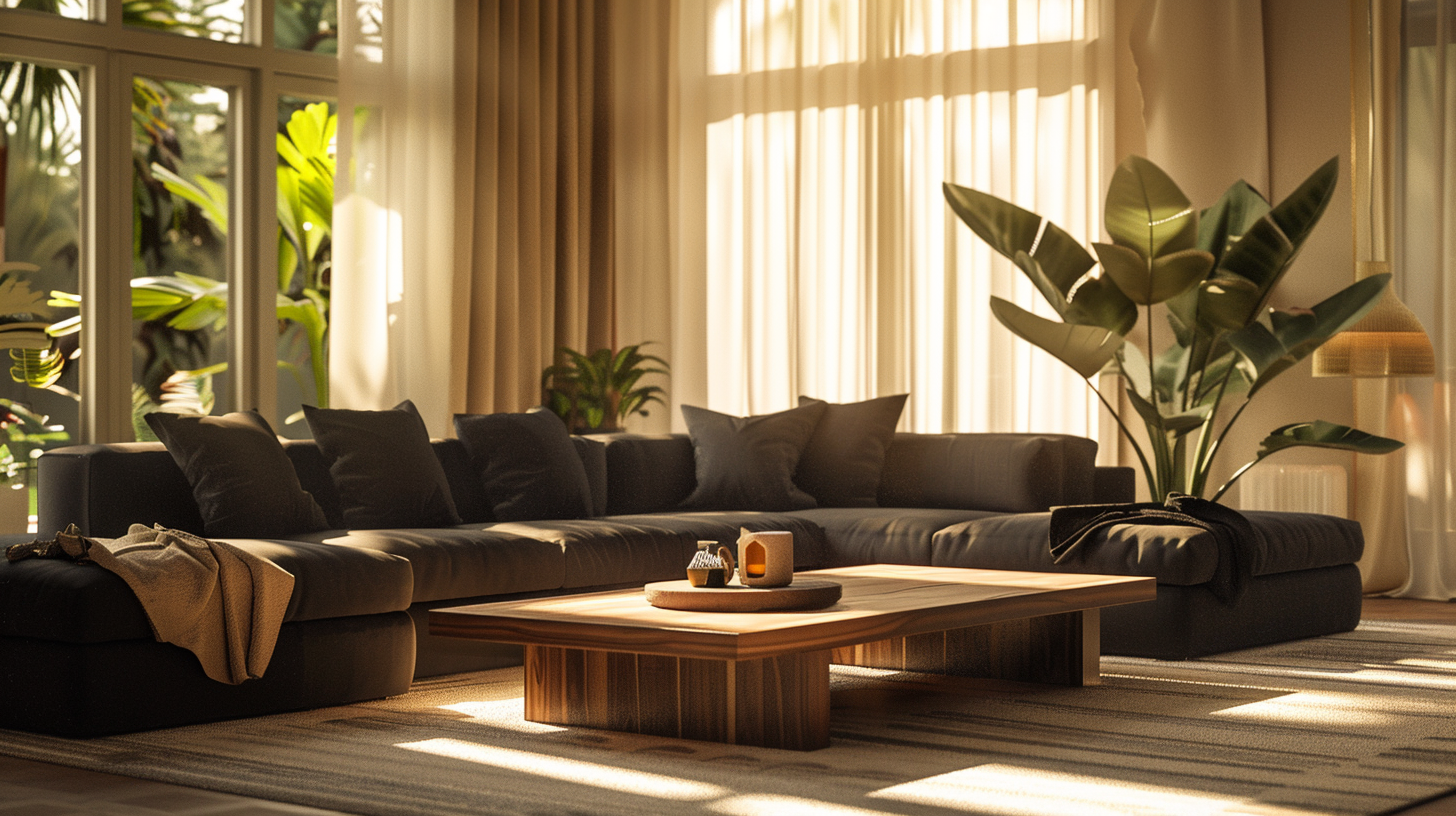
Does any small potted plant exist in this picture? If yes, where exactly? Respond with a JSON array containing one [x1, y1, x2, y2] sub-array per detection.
[[541, 343, 669, 434]]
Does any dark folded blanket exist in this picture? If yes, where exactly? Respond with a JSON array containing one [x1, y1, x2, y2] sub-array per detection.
[[1050, 494, 1257, 603]]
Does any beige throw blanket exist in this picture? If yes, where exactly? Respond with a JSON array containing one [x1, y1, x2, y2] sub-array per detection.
[[88, 524, 295, 685]]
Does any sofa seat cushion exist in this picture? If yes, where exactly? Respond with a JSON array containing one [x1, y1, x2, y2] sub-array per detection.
[[314, 527, 564, 603], [480, 518, 702, 589], [606, 512, 830, 570], [786, 507, 999, 567], [931, 510, 1363, 585], [0, 537, 413, 645]]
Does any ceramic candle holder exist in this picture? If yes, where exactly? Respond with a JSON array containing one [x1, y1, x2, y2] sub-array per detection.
[[736, 528, 793, 587]]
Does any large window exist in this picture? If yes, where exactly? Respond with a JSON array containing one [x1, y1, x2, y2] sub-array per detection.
[[0, 0, 337, 529], [680, 0, 1109, 437]]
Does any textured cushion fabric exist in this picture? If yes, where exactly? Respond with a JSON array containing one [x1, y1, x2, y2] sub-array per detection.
[[453, 408, 595, 522], [0, 614, 415, 738], [1101, 565, 1362, 659], [794, 394, 907, 507], [931, 512, 1220, 585], [930, 509, 1365, 585], [144, 411, 328, 538], [878, 433, 1097, 512], [303, 400, 461, 529], [786, 506, 999, 568], [572, 436, 609, 517], [606, 512, 830, 570], [39, 444, 206, 537], [483, 518, 702, 589], [0, 536, 413, 644], [1240, 510, 1365, 575], [318, 527, 566, 603], [679, 402, 827, 511], [600, 434, 697, 514]]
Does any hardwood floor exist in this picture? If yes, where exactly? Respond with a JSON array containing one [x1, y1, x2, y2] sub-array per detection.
[[1, 597, 1453, 815]]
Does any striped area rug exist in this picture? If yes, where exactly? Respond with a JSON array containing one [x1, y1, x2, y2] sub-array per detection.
[[2, 620, 1454, 816]]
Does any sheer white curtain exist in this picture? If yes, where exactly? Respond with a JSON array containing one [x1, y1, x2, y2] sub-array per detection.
[[671, 0, 1112, 436], [334, 0, 458, 432], [1391, 0, 1456, 599]]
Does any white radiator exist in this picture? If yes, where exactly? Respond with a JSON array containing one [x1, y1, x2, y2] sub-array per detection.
[[1238, 464, 1348, 517]]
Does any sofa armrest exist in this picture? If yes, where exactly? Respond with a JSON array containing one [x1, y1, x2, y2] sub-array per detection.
[[38, 443, 204, 538], [876, 433, 1098, 512], [1093, 466, 1136, 504]]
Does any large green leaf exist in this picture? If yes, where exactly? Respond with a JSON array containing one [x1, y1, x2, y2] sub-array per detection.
[[1225, 274, 1390, 395], [944, 183, 1096, 304], [150, 163, 229, 235], [1103, 155, 1199, 260], [989, 297, 1123, 379], [1013, 252, 1137, 332], [1094, 242, 1212, 305], [1258, 420, 1404, 456], [1191, 158, 1340, 333], [1211, 419, 1403, 502]]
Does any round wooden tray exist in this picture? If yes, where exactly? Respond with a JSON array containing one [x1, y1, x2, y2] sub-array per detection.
[[644, 578, 842, 612]]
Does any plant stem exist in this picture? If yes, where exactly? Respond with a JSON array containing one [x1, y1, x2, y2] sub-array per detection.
[[1188, 362, 1234, 496], [1090, 379, 1158, 499], [1196, 395, 1253, 497]]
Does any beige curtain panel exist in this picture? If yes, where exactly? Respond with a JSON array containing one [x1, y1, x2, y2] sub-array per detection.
[[453, 0, 619, 416]]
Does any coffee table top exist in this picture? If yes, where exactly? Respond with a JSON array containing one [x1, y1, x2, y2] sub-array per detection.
[[429, 565, 1155, 662]]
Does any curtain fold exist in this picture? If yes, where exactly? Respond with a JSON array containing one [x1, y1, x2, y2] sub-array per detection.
[[452, 0, 618, 417], [670, 0, 1111, 436], [1389, 0, 1456, 599]]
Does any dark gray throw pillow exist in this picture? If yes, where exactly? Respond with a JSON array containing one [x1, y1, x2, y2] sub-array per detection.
[[453, 407, 594, 522], [795, 394, 908, 507], [302, 400, 462, 529], [145, 410, 329, 538], [679, 402, 827, 511]]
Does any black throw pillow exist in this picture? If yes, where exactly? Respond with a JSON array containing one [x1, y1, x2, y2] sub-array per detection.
[[145, 410, 329, 538], [679, 402, 826, 511], [453, 407, 595, 522], [302, 400, 462, 529], [795, 394, 908, 507]]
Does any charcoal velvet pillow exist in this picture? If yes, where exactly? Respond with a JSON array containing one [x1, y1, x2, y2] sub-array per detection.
[[302, 400, 462, 529], [679, 402, 827, 511], [794, 394, 908, 507], [145, 410, 329, 538], [453, 407, 595, 522]]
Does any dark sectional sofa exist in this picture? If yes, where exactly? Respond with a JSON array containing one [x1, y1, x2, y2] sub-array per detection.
[[0, 430, 1365, 737]]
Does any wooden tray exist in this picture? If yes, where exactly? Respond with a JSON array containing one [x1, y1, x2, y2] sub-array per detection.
[[643, 579, 842, 612]]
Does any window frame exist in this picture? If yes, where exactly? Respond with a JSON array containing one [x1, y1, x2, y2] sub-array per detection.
[[0, 0, 337, 442]]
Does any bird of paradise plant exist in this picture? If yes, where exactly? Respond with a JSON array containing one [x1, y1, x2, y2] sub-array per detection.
[[944, 155, 1402, 502]]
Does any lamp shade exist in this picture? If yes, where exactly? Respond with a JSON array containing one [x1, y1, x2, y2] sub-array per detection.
[[1312, 263, 1435, 377]]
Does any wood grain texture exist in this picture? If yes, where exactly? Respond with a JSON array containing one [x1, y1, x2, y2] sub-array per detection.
[[523, 645, 830, 749], [644, 578, 842, 612], [431, 565, 1155, 662], [832, 609, 1101, 685]]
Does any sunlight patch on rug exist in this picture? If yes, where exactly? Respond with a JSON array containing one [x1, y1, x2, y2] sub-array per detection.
[[397, 737, 731, 800], [870, 764, 1246, 815]]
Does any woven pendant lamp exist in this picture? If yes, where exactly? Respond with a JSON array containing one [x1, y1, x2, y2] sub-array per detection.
[[1312, 0, 1435, 378], [1312, 262, 1435, 377]]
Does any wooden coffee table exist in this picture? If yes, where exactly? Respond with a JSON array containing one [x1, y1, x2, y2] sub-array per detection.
[[429, 565, 1155, 750]]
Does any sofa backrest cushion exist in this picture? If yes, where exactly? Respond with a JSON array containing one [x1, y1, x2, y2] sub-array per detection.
[[598, 434, 697, 515], [453, 409, 595, 521], [794, 394, 908, 507], [877, 433, 1097, 512], [594, 431, 1098, 515], [38, 439, 489, 537], [303, 401, 462, 529]]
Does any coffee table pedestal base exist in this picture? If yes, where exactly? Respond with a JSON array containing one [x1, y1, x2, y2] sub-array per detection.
[[524, 645, 832, 750], [831, 610, 1100, 686]]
